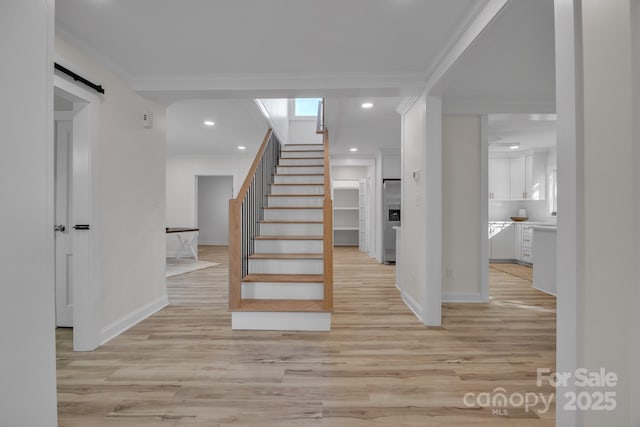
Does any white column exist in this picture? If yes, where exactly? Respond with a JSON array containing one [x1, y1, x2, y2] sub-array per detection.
[[0, 1, 57, 426], [556, 0, 639, 425]]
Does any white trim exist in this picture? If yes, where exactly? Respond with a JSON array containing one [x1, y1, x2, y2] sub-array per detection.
[[100, 295, 169, 345], [231, 312, 331, 331], [442, 292, 485, 303], [54, 75, 102, 352], [554, 1, 582, 425], [56, 27, 133, 84], [399, 289, 424, 324], [423, 96, 442, 326], [480, 115, 489, 303], [443, 101, 557, 115], [396, 96, 420, 115]]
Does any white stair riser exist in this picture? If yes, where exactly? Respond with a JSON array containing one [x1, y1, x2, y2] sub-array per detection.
[[268, 196, 323, 208], [277, 166, 324, 175], [281, 151, 324, 158], [263, 209, 323, 221], [232, 312, 331, 331], [260, 223, 322, 236], [279, 158, 324, 166], [248, 259, 323, 275], [241, 282, 324, 300], [254, 240, 323, 254], [282, 145, 324, 151], [271, 185, 324, 195], [274, 175, 324, 185]]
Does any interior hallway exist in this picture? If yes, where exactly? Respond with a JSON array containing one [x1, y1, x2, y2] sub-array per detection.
[[56, 247, 556, 426]]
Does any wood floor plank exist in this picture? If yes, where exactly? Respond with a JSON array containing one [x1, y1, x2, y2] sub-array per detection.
[[56, 246, 556, 426]]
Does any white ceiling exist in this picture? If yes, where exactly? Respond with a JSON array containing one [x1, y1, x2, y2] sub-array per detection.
[[326, 97, 401, 157], [488, 114, 556, 153], [55, 0, 557, 157], [436, 0, 556, 113], [166, 99, 268, 155], [56, 0, 481, 78]]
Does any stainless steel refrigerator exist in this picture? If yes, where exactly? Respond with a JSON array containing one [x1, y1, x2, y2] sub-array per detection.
[[382, 179, 401, 264]]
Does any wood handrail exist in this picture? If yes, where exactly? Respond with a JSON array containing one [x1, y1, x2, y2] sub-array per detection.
[[322, 128, 333, 310], [235, 129, 273, 202]]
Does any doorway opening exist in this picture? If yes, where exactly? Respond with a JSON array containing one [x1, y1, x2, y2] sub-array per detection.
[[53, 76, 101, 351]]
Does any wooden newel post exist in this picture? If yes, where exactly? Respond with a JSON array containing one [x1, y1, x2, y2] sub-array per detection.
[[228, 199, 241, 309]]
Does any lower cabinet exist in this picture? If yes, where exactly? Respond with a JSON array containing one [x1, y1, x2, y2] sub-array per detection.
[[514, 223, 534, 264], [489, 222, 534, 264], [489, 222, 515, 260]]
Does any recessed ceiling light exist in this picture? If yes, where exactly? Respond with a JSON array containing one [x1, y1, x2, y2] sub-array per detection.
[[204, 120, 215, 126], [510, 145, 520, 150], [361, 102, 373, 109], [350, 147, 358, 152], [237, 146, 246, 150]]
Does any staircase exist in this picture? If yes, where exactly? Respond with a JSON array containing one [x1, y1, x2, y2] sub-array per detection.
[[229, 129, 333, 331]]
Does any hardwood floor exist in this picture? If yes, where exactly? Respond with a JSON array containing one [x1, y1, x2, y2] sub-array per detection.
[[56, 246, 556, 426]]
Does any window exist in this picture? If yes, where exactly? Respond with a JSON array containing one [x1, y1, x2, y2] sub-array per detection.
[[294, 98, 322, 117]]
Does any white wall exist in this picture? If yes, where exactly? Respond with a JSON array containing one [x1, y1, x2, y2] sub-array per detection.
[[0, 2, 57, 425], [332, 166, 368, 180], [197, 176, 233, 245], [289, 119, 322, 144], [166, 154, 252, 227], [255, 99, 289, 144], [442, 116, 483, 301], [55, 37, 168, 341]]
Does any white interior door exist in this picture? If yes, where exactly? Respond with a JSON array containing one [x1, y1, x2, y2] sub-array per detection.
[[55, 120, 73, 327]]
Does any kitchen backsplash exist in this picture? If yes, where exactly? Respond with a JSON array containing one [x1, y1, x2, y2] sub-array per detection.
[[489, 200, 555, 222]]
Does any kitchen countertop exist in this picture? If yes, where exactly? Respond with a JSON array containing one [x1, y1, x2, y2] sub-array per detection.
[[489, 220, 557, 226]]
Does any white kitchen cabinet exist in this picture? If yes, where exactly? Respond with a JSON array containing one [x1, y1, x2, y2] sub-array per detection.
[[514, 223, 534, 264], [509, 157, 527, 200], [526, 152, 547, 200], [489, 158, 509, 200], [489, 222, 515, 260], [489, 152, 547, 201]]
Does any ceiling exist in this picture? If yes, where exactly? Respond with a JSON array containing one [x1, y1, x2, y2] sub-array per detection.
[[55, 0, 557, 157], [166, 99, 268, 155], [436, 0, 556, 113], [488, 114, 556, 153], [56, 0, 482, 80]]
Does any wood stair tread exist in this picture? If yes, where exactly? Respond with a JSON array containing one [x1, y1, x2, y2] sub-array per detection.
[[271, 183, 324, 186], [242, 274, 324, 283], [267, 194, 323, 197], [278, 165, 323, 167], [281, 150, 324, 153], [279, 157, 324, 160], [260, 221, 322, 225], [263, 206, 323, 210], [254, 236, 323, 240], [248, 253, 323, 260], [275, 174, 324, 176], [260, 220, 322, 224]]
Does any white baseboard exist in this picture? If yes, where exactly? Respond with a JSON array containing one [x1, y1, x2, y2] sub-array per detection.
[[100, 294, 168, 345], [231, 312, 331, 331], [442, 292, 486, 303], [399, 289, 424, 324]]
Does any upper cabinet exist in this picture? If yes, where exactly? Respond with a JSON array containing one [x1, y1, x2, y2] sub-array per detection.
[[489, 151, 547, 201], [489, 158, 509, 200]]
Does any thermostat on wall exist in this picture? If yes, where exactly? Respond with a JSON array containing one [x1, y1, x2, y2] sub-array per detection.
[[143, 111, 153, 129]]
